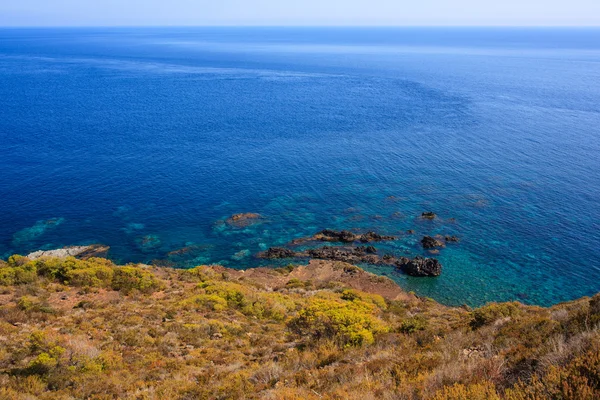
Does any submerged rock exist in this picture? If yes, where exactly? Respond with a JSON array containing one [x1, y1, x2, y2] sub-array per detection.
[[12, 217, 66, 246], [225, 213, 263, 228], [232, 249, 251, 261], [421, 236, 446, 249], [27, 244, 110, 260], [136, 235, 161, 252], [445, 235, 460, 243], [396, 256, 442, 277]]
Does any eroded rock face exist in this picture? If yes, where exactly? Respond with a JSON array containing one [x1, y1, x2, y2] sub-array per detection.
[[225, 213, 263, 228], [27, 245, 110, 260], [421, 236, 446, 249], [396, 256, 442, 277]]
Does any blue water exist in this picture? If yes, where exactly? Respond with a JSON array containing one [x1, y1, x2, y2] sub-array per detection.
[[1, 27, 599, 306]]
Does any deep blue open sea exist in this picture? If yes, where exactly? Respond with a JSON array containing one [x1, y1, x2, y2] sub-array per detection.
[[1, 27, 599, 306]]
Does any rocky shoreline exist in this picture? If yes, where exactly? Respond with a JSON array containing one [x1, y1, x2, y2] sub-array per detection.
[[26, 244, 110, 260], [259, 242, 442, 277], [12, 212, 459, 280]]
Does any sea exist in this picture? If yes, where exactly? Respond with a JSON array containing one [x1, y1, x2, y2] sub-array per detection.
[[1, 27, 599, 306]]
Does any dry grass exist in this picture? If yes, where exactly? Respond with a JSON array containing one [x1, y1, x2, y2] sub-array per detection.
[[0, 255, 599, 399]]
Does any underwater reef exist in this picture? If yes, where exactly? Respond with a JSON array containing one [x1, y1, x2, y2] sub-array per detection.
[[0, 252, 599, 399]]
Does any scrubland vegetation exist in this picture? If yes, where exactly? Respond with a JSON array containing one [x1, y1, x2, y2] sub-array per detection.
[[0, 255, 599, 399]]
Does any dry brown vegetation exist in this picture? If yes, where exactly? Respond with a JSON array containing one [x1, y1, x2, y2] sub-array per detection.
[[0, 254, 599, 399]]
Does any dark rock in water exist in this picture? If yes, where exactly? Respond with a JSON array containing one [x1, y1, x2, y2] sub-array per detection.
[[421, 236, 446, 249], [406, 230, 415, 234], [317, 229, 357, 243], [308, 229, 396, 244], [421, 212, 437, 220], [382, 254, 395, 261], [259, 247, 297, 259], [364, 246, 377, 254], [258, 244, 442, 277], [445, 235, 460, 243], [397, 256, 442, 277], [305, 246, 381, 264], [225, 213, 263, 228], [359, 231, 396, 243]]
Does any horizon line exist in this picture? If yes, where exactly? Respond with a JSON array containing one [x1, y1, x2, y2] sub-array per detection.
[[1, 24, 600, 29]]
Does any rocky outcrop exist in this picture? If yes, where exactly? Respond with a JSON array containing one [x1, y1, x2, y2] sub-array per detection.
[[445, 235, 460, 243], [421, 212, 437, 220], [258, 244, 442, 277], [396, 256, 442, 277], [260, 247, 296, 259], [306, 246, 381, 264], [314, 229, 357, 243], [358, 231, 396, 243], [27, 245, 110, 260], [291, 229, 396, 245], [421, 236, 446, 249]]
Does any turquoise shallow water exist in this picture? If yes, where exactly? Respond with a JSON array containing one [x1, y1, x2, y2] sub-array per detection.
[[1, 27, 599, 306]]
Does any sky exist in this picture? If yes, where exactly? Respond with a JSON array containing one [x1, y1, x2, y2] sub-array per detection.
[[1, 0, 599, 27]]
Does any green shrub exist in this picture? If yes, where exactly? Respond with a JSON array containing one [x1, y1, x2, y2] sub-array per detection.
[[183, 265, 219, 282], [65, 264, 113, 287], [7, 255, 29, 267], [470, 302, 521, 329], [0, 258, 37, 285], [112, 266, 163, 294], [286, 278, 310, 289], [13, 263, 38, 284], [180, 294, 228, 311], [31, 257, 69, 280], [26, 346, 65, 375], [400, 316, 428, 334], [202, 281, 246, 308], [0, 267, 16, 286], [17, 296, 38, 311], [288, 297, 388, 347]]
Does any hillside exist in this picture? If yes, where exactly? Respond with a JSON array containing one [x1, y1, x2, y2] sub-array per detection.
[[0, 254, 599, 399]]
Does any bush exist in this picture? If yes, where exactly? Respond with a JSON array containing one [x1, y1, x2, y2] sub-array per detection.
[[202, 281, 246, 308], [288, 297, 388, 347], [183, 265, 219, 282], [400, 316, 428, 334], [65, 264, 114, 287], [180, 294, 228, 311], [0, 267, 16, 286], [112, 266, 163, 294], [26, 346, 65, 375], [0, 259, 37, 285], [470, 302, 521, 329]]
